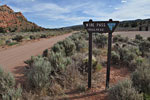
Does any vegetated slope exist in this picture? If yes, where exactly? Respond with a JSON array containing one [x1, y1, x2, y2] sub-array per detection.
[[66, 18, 150, 31], [0, 5, 44, 33], [116, 19, 150, 31]]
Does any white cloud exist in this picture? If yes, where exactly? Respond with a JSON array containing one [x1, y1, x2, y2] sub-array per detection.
[[6, 0, 150, 28], [114, 7, 119, 10], [82, 0, 150, 21], [111, 0, 150, 20], [121, 0, 127, 3]]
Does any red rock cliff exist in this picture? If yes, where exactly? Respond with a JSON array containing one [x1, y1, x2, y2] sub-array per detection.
[[0, 5, 44, 32]]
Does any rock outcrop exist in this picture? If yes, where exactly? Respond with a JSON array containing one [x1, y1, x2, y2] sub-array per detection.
[[0, 5, 44, 33]]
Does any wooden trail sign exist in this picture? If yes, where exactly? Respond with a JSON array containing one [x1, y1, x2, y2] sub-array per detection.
[[83, 19, 119, 33], [83, 19, 119, 89]]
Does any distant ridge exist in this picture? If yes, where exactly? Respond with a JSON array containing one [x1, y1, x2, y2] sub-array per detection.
[[64, 18, 150, 31], [0, 5, 45, 33]]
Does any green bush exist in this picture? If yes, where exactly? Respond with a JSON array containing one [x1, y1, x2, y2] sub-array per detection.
[[131, 65, 150, 94], [24, 56, 43, 67], [2, 85, 22, 100], [119, 48, 136, 66], [93, 48, 101, 56], [144, 93, 150, 100], [111, 51, 120, 65], [0, 27, 6, 33], [5, 39, 12, 45], [139, 40, 150, 56], [108, 79, 143, 100], [30, 35, 36, 40], [69, 33, 83, 41], [80, 56, 98, 73], [113, 43, 121, 51], [135, 34, 143, 41], [0, 67, 22, 100], [48, 51, 71, 71], [12, 35, 23, 42], [93, 34, 107, 48], [69, 33, 87, 52], [26, 57, 52, 91], [113, 35, 128, 43], [7, 42, 18, 46], [112, 46, 140, 70], [40, 34, 48, 38], [147, 37, 150, 41], [129, 46, 142, 56], [42, 49, 49, 57], [75, 39, 87, 52], [61, 38, 76, 56], [0, 39, 5, 46], [51, 43, 65, 56]]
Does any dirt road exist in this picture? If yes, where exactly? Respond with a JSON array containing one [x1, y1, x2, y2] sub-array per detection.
[[0, 33, 72, 73]]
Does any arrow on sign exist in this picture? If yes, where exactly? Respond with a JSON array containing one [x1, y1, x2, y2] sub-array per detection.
[[107, 23, 116, 31]]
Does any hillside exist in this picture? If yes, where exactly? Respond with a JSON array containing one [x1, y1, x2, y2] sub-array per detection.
[[66, 19, 150, 31], [117, 19, 150, 31], [0, 5, 44, 33]]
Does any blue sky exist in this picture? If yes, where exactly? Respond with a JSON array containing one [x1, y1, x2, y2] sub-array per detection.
[[0, 0, 150, 28]]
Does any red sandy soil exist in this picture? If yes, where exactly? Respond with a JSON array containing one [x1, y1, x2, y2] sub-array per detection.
[[60, 67, 130, 100]]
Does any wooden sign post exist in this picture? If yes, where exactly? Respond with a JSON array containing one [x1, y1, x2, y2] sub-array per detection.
[[83, 19, 119, 88]]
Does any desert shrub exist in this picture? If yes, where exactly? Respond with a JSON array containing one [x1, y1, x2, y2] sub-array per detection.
[[0, 27, 5, 33], [5, 39, 13, 45], [48, 51, 71, 71], [12, 35, 23, 42], [69, 33, 88, 52], [74, 39, 87, 52], [96, 64, 103, 71], [129, 46, 142, 56], [139, 40, 150, 56], [144, 94, 150, 100], [80, 56, 98, 73], [93, 48, 101, 56], [69, 33, 83, 41], [111, 51, 120, 65], [26, 57, 52, 91], [42, 49, 50, 57], [62, 63, 85, 89], [131, 65, 150, 94], [7, 42, 18, 46], [93, 34, 107, 48], [0, 67, 22, 100], [119, 48, 136, 66], [135, 34, 143, 41], [112, 45, 139, 70], [128, 57, 144, 71], [113, 35, 128, 43], [51, 43, 65, 56], [40, 34, 48, 38], [24, 56, 43, 67], [135, 57, 144, 66], [61, 38, 76, 56], [30, 35, 36, 40], [108, 79, 143, 100], [0, 39, 5, 46], [147, 37, 150, 41], [113, 43, 121, 51], [2, 85, 22, 100], [113, 35, 121, 43]]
